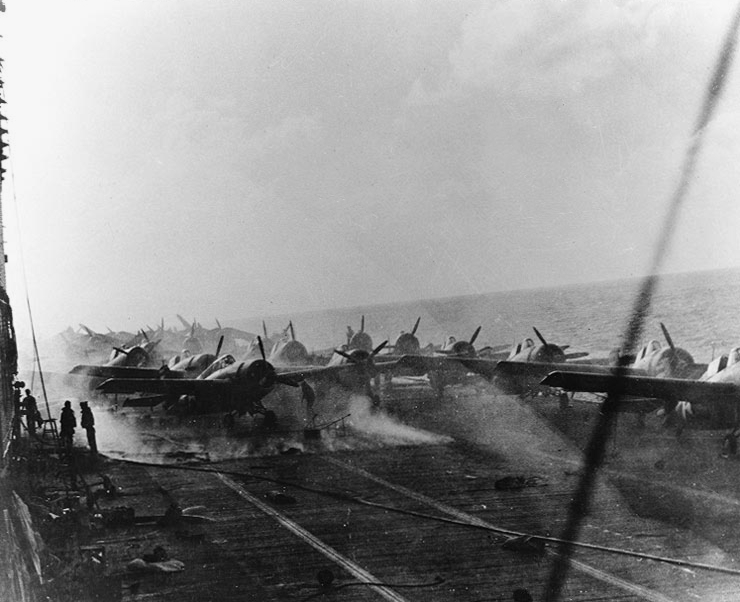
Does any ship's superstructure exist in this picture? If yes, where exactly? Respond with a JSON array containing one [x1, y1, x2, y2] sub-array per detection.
[[0, 24, 16, 466]]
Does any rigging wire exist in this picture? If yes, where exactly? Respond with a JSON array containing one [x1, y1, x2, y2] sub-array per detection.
[[5, 119, 52, 421], [544, 4, 740, 601], [110, 456, 740, 579]]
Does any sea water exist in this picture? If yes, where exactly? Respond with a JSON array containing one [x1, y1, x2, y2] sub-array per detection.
[[235, 266, 740, 363]]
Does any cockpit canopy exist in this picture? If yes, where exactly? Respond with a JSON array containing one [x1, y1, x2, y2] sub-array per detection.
[[198, 354, 236, 379], [639, 340, 662, 360]]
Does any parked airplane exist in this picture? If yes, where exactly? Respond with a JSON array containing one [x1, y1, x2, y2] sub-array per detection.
[[243, 321, 277, 360], [69, 335, 162, 380], [347, 315, 374, 352], [97, 337, 399, 427], [524, 322, 704, 398], [465, 327, 590, 395], [293, 340, 392, 406], [542, 343, 732, 424], [97, 337, 304, 428], [268, 321, 310, 366], [394, 327, 589, 397], [386, 317, 422, 356]]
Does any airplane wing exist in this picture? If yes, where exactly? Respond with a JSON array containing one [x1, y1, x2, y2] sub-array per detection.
[[393, 355, 474, 374], [69, 365, 180, 380], [97, 377, 232, 396], [541, 371, 739, 404], [277, 359, 402, 383], [490, 360, 643, 382]]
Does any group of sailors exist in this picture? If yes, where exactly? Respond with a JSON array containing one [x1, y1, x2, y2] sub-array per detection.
[[17, 387, 97, 457]]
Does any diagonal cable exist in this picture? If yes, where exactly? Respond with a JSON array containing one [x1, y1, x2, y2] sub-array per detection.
[[545, 5, 740, 600]]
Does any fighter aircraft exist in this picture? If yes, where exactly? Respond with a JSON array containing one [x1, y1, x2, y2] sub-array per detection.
[[289, 340, 392, 406], [68, 333, 163, 381], [346, 315, 374, 352], [243, 321, 277, 360], [393, 326, 590, 397], [97, 336, 305, 428], [460, 327, 591, 395], [469, 323, 704, 397], [542, 340, 728, 424], [385, 317, 423, 356], [268, 321, 311, 366], [387, 327, 486, 396], [97, 336, 400, 427]]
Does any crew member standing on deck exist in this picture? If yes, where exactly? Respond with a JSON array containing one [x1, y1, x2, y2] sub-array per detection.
[[60, 400, 76, 452], [80, 401, 97, 456], [23, 389, 41, 438]]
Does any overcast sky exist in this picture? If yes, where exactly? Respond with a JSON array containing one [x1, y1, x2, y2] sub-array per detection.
[[3, 0, 740, 339]]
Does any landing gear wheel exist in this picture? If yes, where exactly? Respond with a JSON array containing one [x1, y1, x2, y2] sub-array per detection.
[[222, 413, 235, 429], [262, 410, 278, 430]]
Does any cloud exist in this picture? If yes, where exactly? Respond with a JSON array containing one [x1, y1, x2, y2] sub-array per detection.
[[404, 0, 684, 105]]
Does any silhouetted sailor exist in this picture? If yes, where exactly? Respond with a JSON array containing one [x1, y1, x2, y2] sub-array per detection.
[[22, 388, 41, 438], [80, 401, 97, 456], [60, 400, 76, 452]]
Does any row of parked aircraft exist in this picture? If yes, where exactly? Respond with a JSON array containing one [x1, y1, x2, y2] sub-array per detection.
[[66, 316, 739, 432]]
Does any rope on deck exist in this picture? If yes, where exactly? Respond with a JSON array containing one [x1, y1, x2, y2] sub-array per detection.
[[109, 456, 740, 578]]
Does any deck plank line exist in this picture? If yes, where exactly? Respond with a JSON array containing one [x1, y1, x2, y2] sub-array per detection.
[[324, 455, 677, 602], [215, 472, 411, 602]]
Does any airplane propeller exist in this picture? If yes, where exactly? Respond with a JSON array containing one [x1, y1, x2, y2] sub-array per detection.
[[252, 335, 299, 388], [411, 317, 421, 337], [469, 326, 482, 346], [289, 321, 296, 341], [372, 340, 388, 356], [332, 340, 388, 364], [533, 327, 548, 346], [215, 335, 224, 358], [660, 322, 675, 350]]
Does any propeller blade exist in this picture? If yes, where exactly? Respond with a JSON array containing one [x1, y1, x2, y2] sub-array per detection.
[[660, 322, 675, 350], [216, 335, 224, 357], [360, 315, 365, 333], [113, 347, 129, 356], [257, 336, 266, 361], [216, 318, 222, 330], [469, 326, 482, 346], [533, 327, 547, 346], [262, 320, 268, 339], [334, 348, 359, 363], [371, 340, 388, 356], [411, 317, 421, 336], [289, 321, 295, 341]]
